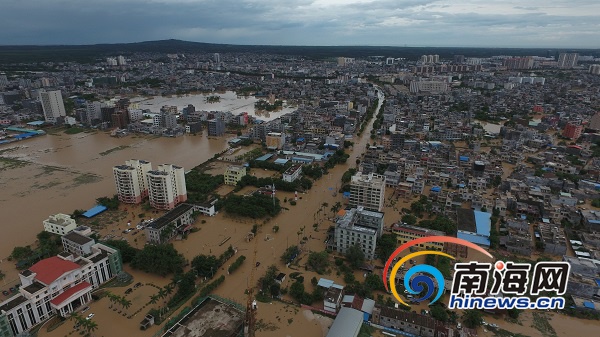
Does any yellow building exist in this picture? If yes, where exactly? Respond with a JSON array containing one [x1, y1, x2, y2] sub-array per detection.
[[391, 223, 444, 251], [225, 165, 246, 185], [265, 132, 285, 149]]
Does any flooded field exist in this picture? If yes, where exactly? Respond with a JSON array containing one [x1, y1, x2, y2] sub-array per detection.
[[132, 91, 297, 122], [0, 131, 231, 259]]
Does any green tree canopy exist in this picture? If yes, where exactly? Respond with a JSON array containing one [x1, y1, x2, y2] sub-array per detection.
[[307, 251, 330, 274], [346, 244, 365, 269], [131, 244, 185, 276], [462, 309, 483, 329]]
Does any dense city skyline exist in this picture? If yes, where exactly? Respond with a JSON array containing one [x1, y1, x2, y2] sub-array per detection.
[[1, 0, 599, 48]]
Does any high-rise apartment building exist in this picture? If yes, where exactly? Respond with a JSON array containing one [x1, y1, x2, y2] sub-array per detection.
[[147, 164, 187, 210], [207, 118, 225, 136], [558, 53, 579, 69], [213, 53, 220, 63], [113, 160, 152, 204], [39, 90, 66, 123], [117, 55, 127, 66], [589, 64, 600, 75], [349, 172, 386, 212]]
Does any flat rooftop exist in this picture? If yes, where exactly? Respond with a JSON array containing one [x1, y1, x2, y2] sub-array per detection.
[[148, 203, 194, 230]]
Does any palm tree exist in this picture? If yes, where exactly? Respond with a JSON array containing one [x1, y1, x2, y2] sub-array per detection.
[[157, 287, 168, 317], [122, 298, 132, 315], [149, 294, 159, 306], [164, 283, 174, 302], [84, 319, 98, 337]]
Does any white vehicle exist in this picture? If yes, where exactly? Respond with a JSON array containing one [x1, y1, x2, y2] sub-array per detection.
[[86, 313, 95, 320], [457, 322, 462, 329]]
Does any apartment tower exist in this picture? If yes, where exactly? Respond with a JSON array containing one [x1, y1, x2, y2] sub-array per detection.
[[39, 90, 66, 123], [113, 160, 152, 204], [147, 164, 187, 210]]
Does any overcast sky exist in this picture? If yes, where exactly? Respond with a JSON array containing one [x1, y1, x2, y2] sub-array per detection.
[[2, 0, 599, 48]]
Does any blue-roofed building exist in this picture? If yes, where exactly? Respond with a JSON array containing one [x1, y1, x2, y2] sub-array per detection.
[[254, 153, 274, 162], [458, 231, 490, 247], [583, 301, 595, 310], [459, 156, 469, 162], [27, 121, 45, 126], [430, 186, 442, 193], [273, 158, 289, 165], [291, 156, 314, 164], [82, 205, 108, 218], [474, 210, 491, 237]]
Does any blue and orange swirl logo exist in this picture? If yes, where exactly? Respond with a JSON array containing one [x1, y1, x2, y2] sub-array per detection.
[[383, 236, 493, 306]]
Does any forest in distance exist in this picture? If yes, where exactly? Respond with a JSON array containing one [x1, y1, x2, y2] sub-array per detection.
[[1, 39, 599, 64]]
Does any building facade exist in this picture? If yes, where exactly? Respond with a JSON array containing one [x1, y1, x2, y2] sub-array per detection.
[[145, 203, 198, 244], [207, 119, 225, 136], [147, 164, 187, 210], [333, 207, 384, 260], [562, 122, 583, 140], [43, 214, 77, 236], [349, 172, 386, 212], [391, 224, 445, 250], [0, 244, 122, 336], [39, 90, 66, 124], [282, 164, 302, 182], [224, 165, 246, 186]]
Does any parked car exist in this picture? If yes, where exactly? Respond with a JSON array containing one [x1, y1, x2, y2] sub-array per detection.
[[125, 288, 133, 294], [457, 322, 462, 329], [134, 282, 142, 289], [86, 313, 95, 320], [2, 290, 9, 296], [255, 262, 261, 267]]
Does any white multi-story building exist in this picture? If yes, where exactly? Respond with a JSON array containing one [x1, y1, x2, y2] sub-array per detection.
[[113, 160, 152, 204], [282, 165, 302, 182], [117, 55, 127, 66], [0, 244, 122, 336], [333, 207, 385, 260], [39, 90, 66, 123], [147, 164, 187, 210], [85, 101, 105, 125], [43, 214, 77, 236], [349, 172, 386, 212], [558, 53, 578, 69]]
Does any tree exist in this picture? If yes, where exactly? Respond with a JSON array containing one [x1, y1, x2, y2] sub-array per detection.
[[364, 273, 385, 292], [290, 280, 307, 302], [96, 195, 120, 210], [281, 245, 300, 264], [307, 251, 330, 274], [430, 305, 448, 322], [346, 244, 365, 269], [131, 244, 185, 276], [462, 309, 483, 329], [103, 240, 139, 263], [191, 254, 219, 278], [507, 308, 522, 319], [376, 234, 397, 263], [401, 214, 417, 226]]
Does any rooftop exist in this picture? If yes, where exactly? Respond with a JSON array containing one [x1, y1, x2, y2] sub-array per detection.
[[147, 203, 194, 230], [29, 256, 81, 285], [23, 281, 46, 295], [63, 232, 94, 246], [50, 282, 92, 306], [325, 307, 363, 337]]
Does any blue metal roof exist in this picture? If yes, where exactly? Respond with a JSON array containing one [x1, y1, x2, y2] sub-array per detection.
[[274, 158, 289, 165], [459, 156, 469, 161], [457, 231, 490, 247], [255, 154, 273, 161], [474, 210, 491, 236], [583, 301, 595, 309], [595, 279, 600, 287], [317, 278, 334, 288], [430, 186, 442, 192], [83, 205, 108, 218]]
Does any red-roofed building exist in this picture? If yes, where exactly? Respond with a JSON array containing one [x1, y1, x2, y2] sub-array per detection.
[[0, 243, 122, 336], [29, 256, 80, 285]]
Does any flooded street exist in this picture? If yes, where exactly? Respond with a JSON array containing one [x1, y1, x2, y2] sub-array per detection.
[[0, 131, 230, 258]]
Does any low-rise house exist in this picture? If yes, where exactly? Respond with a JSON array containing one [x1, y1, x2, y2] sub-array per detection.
[[43, 213, 77, 236]]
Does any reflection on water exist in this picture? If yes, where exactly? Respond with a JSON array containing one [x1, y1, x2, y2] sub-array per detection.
[[132, 91, 296, 121]]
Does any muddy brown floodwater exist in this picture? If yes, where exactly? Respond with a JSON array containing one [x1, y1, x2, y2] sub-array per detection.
[[0, 131, 230, 259]]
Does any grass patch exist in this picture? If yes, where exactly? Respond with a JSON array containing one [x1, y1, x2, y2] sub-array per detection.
[[73, 173, 102, 186], [255, 319, 279, 332], [0, 157, 30, 171], [531, 312, 557, 337], [99, 145, 129, 156], [64, 127, 84, 134]]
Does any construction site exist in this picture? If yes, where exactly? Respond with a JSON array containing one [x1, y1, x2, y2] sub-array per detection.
[[161, 296, 245, 337]]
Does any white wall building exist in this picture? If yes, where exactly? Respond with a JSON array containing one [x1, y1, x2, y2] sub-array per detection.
[[113, 159, 152, 204], [333, 207, 385, 260], [349, 172, 386, 212], [148, 164, 187, 210], [0, 244, 122, 336], [43, 214, 77, 236], [39, 90, 66, 123]]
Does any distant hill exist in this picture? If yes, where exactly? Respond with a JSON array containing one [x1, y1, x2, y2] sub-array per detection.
[[0, 39, 598, 64]]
